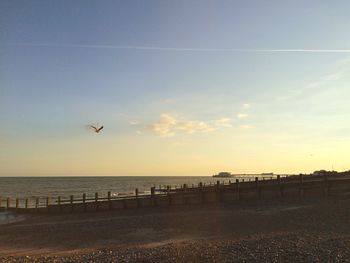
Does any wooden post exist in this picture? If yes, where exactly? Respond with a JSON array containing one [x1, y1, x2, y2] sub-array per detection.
[[199, 182, 204, 204], [70, 195, 74, 212], [167, 186, 171, 206], [151, 187, 155, 206], [236, 179, 240, 200], [183, 184, 187, 205], [135, 188, 139, 208], [15, 198, 19, 210], [25, 198, 28, 209], [6, 198, 10, 209], [58, 196, 62, 212], [323, 174, 329, 198], [277, 175, 283, 198], [35, 197, 39, 212], [46, 197, 50, 212], [107, 191, 111, 210], [299, 174, 304, 199], [95, 192, 98, 211], [255, 177, 261, 200], [82, 193, 86, 212], [0, 196, 1, 208], [216, 181, 221, 202]]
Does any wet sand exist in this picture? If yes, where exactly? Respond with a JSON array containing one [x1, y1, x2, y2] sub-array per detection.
[[0, 199, 349, 262]]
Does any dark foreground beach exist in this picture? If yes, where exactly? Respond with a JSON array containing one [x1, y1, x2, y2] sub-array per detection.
[[1, 199, 350, 262]]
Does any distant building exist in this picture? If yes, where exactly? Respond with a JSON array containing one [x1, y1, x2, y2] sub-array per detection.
[[313, 170, 327, 176], [213, 172, 232, 178], [313, 170, 338, 176]]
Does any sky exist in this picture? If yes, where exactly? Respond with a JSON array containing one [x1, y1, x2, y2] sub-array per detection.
[[1, 0, 350, 176]]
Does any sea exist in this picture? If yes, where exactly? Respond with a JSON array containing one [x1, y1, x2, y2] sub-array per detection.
[[0, 176, 233, 208]]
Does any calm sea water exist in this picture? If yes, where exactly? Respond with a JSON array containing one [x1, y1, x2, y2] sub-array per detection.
[[0, 176, 232, 201], [0, 176, 225, 222]]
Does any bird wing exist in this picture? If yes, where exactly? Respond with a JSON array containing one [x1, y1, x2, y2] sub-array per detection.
[[90, 125, 98, 131], [97, 126, 104, 132]]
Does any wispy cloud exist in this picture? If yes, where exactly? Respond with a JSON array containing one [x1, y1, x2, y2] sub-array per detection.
[[307, 71, 344, 89], [323, 72, 343, 81], [161, 98, 175, 104], [242, 103, 251, 109], [129, 121, 140, 125], [135, 130, 143, 135], [237, 113, 249, 119], [150, 114, 214, 137], [7, 43, 350, 53], [215, 118, 233, 128], [275, 59, 350, 103], [309, 60, 350, 90]]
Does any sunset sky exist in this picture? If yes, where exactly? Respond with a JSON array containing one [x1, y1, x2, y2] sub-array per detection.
[[1, 1, 350, 176]]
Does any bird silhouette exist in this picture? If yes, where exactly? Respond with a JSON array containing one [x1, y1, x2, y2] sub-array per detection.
[[90, 125, 104, 133]]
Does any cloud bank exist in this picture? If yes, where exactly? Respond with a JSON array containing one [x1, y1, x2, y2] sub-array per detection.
[[150, 104, 253, 137], [151, 114, 213, 137]]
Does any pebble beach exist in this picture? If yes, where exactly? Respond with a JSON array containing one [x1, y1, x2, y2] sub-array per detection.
[[1, 199, 349, 262]]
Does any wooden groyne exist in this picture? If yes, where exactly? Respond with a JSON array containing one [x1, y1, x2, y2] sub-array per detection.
[[1, 174, 350, 214]]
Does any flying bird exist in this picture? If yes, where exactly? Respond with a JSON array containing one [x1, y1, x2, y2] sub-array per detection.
[[90, 125, 104, 133]]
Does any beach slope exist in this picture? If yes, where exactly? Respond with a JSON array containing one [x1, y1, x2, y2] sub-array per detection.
[[0, 199, 349, 262]]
